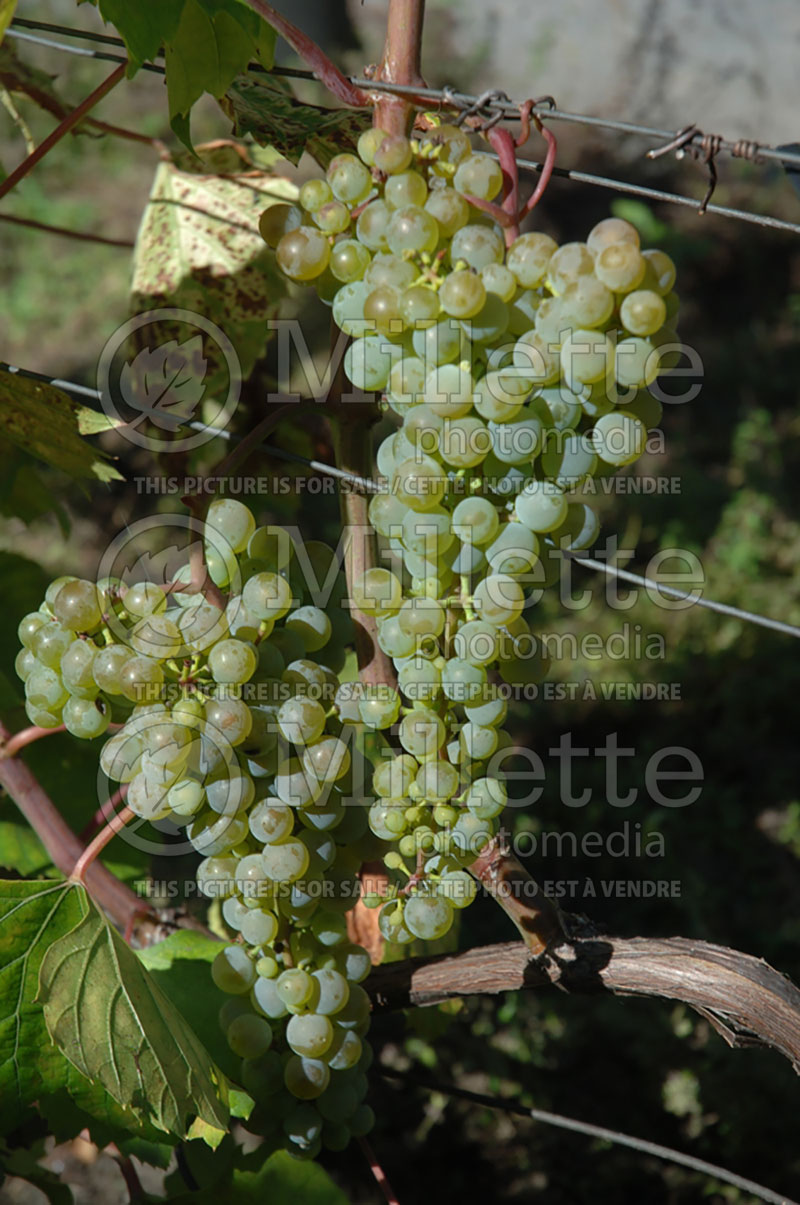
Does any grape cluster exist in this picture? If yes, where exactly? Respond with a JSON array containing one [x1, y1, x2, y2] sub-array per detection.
[[262, 119, 682, 947], [15, 499, 380, 1158]]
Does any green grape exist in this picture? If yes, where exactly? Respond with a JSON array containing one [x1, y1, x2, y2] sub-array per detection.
[[641, 248, 676, 295], [421, 123, 471, 172], [274, 757, 323, 807], [259, 202, 303, 248], [412, 317, 464, 366], [25, 665, 68, 711], [401, 507, 453, 557], [313, 200, 351, 234], [385, 169, 428, 208], [277, 697, 327, 745], [551, 502, 600, 551], [515, 479, 569, 532], [392, 455, 448, 512], [436, 415, 490, 468], [15, 648, 36, 680], [355, 200, 391, 251], [451, 223, 504, 270], [253, 975, 289, 1019], [327, 1028, 362, 1071], [506, 231, 558, 288], [52, 580, 102, 632], [212, 945, 256, 994], [195, 855, 238, 897], [284, 1104, 324, 1150], [249, 799, 294, 844], [358, 685, 401, 729], [129, 614, 182, 661], [331, 281, 369, 336], [441, 657, 486, 703], [512, 330, 560, 387], [262, 838, 310, 883], [453, 618, 500, 666], [400, 285, 441, 328], [385, 205, 439, 255], [227, 1012, 273, 1059], [302, 736, 350, 783], [534, 295, 570, 346], [277, 968, 315, 1008], [18, 612, 48, 649], [404, 893, 454, 940], [363, 285, 403, 335], [60, 640, 97, 696], [326, 152, 371, 202], [168, 778, 205, 816], [615, 337, 660, 387], [459, 293, 510, 345], [438, 869, 478, 909], [481, 261, 517, 302], [330, 238, 371, 283], [397, 657, 441, 704], [31, 622, 75, 668], [594, 242, 646, 292], [620, 289, 667, 336], [451, 496, 500, 545], [337, 944, 372, 984], [62, 696, 109, 739], [423, 362, 474, 417], [397, 596, 445, 638], [424, 187, 469, 236], [207, 498, 255, 554], [352, 568, 402, 617], [24, 701, 62, 728], [541, 431, 598, 487], [92, 644, 132, 693], [300, 178, 333, 213], [204, 697, 253, 747], [357, 127, 385, 166], [439, 269, 486, 319], [472, 371, 527, 423], [343, 335, 395, 391], [586, 216, 639, 255], [507, 288, 543, 334], [122, 582, 167, 620], [489, 409, 544, 466], [277, 227, 331, 281], [373, 133, 413, 174], [398, 710, 445, 757], [559, 275, 614, 328], [472, 573, 524, 626], [452, 811, 494, 856], [287, 1012, 334, 1058], [367, 491, 407, 538], [282, 657, 328, 696], [239, 908, 279, 947], [560, 328, 614, 387], [465, 776, 507, 818], [284, 1055, 330, 1100], [415, 759, 459, 802], [546, 241, 596, 295], [453, 153, 503, 201], [242, 572, 293, 620], [372, 753, 417, 798], [205, 769, 255, 814], [592, 411, 647, 466]]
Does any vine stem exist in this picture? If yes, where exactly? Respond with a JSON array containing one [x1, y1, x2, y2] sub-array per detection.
[[79, 783, 129, 843], [358, 1136, 401, 1205], [0, 62, 126, 202], [0, 724, 66, 759], [70, 806, 134, 885], [372, 0, 426, 135]]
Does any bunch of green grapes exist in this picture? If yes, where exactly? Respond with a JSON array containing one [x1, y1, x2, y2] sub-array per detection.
[[260, 120, 682, 944], [15, 498, 384, 1158]]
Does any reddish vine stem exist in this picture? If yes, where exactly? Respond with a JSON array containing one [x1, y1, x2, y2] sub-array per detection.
[[0, 723, 66, 759], [372, 0, 427, 135], [70, 806, 134, 885], [359, 1136, 401, 1205], [79, 783, 129, 843], [0, 214, 135, 248], [0, 62, 126, 202]]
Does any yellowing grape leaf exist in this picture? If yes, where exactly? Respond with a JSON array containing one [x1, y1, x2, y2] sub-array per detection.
[[0, 371, 122, 484], [129, 152, 294, 398], [222, 73, 370, 168], [0, 1, 17, 47], [38, 884, 229, 1137]]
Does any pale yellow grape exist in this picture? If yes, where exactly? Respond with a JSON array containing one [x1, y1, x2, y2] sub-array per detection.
[[485, 522, 540, 575], [534, 295, 571, 346], [259, 203, 302, 248], [416, 760, 460, 802], [374, 133, 413, 174], [615, 337, 660, 387], [506, 231, 558, 288], [129, 614, 182, 660], [620, 289, 667, 336], [450, 224, 504, 270], [437, 416, 491, 468], [261, 837, 311, 883], [453, 618, 500, 666], [559, 276, 614, 328], [546, 242, 595, 294], [481, 262, 517, 302], [385, 170, 428, 208], [368, 491, 407, 537], [355, 200, 390, 251], [451, 496, 500, 545], [439, 269, 486, 319], [403, 403, 443, 452], [488, 409, 544, 465], [453, 153, 504, 201], [586, 216, 640, 255], [343, 335, 395, 391], [641, 248, 677, 295], [302, 736, 350, 783], [331, 281, 368, 337], [424, 187, 469, 236], [387, 356, 427, 410], [472, 573, 525, 625], [276, 227, 331, 281], [329, 238, 371, 283], [326, 153, 371, 203], [594, 242, 646, 293], [277, 697, 327, 745], [352, 567, 403, 616], [401, 508, 453, 557], [357, 127, 385, 166], [363, 285, 402, 335], [121, 581, 166, 620], [514, 479, 568, 532], [364, 254, 417, 293], [299, 178, 333, 213], [400, 286, 440, 328], [423, 362, 474, 418], [385, 205, 439, 255], [512, 331, 561, 386], [507, 288, 542, 335], [399, 710, 446, 758], [242, 572, 293, 620], [372, 753, 418, 797], [421, 123, 471, 172], [592, 411, 648, 466], [397, 596, 445, 638], [472, 371, 528, 422], [392, 455, 448, 511], [560, 328, 615, 386]]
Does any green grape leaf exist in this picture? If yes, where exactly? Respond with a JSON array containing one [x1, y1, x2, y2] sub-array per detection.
[[164, 0, 276, 146], [0, 879, 86, 1131], [0, 370, 123, 484], [0, 0, 17, 47], [129, 152, 294, 400], [38, 884, 230, 1137], [222, 73, 370, 168], [165, 1149, 351, 1204], [95, 0, 184, 71], [0, 818, 51, 876]]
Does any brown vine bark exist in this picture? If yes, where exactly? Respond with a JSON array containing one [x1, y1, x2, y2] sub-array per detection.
[[367, 934, 800, 1072], [371, 0, 427, 135]]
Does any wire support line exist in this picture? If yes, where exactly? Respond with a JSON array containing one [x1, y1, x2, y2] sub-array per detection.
[[3, 361, 798, 642], [10, 18, 800, 170], [381, 1071, 799, 1205], [4, 29, 165, 73]]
